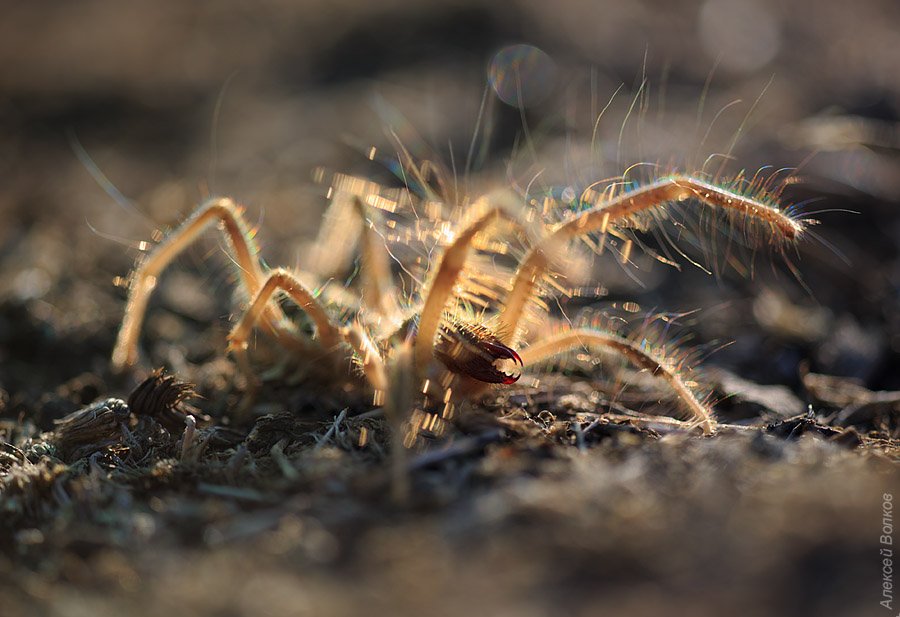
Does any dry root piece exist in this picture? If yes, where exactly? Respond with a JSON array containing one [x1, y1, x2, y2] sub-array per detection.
[[52, 398, 130, 461], [127, 368, 204, 433]]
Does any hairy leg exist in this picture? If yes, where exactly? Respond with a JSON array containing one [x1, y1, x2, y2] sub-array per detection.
[[305, 191, 365, 279], [499, 175, 807, 344], [413, 195, 522, 380], [305, 191, 400, 329], [112, 197, 282, 371], [227, 268, 394, 393], [518, 328, 716, 435], [227, 267, 342, 353], [351, 197, 399, 323]]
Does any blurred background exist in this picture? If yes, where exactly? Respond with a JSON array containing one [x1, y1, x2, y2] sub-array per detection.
[[1, 1, 899, 616]]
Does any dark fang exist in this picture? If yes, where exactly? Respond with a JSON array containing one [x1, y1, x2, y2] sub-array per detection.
[[482, 341, 523, 367], [434, 320, 524, 385]]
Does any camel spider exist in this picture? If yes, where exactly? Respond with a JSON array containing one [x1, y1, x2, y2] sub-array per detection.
[[111, 167, 808, 436]]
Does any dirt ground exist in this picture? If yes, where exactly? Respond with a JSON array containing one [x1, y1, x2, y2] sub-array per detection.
[[1, 2, 899, 616]]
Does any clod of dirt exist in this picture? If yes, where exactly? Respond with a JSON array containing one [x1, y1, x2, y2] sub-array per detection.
[[802, 367, 900, 434], [709, 367, 805, 420]]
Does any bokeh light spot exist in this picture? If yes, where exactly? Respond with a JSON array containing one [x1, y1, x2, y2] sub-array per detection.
[[699, 0, 782, 73], [488, 43, 557, 108]]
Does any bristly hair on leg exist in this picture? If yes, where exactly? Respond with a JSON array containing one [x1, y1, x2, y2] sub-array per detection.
[[518, 309, 718, 434], [499, 168, 813, 347]]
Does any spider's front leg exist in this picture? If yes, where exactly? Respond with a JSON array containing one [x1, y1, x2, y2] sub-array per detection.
[[112, 197, 285, 371], [413, 193, 527, 381], [498, 175, 808, 345], [519, 328, 716, 435]]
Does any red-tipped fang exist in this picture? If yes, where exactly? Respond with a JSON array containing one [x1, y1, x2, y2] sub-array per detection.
[[510, 349, 523, 366]]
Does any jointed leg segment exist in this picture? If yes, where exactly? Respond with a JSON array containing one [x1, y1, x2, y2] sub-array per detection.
[[112, 197, 280, 371], [351, 197, 397, 321], [498, 175, 805, 345], [413, 200, 518, 378], [227, 267, 342, 352], [518, 328, 715, 434], [227, 268, 392, 393]]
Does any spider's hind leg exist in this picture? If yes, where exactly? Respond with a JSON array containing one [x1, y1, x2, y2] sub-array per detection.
[[112, 197, 284, 371], [304, 191, 403, 329], [227, 269, 392, 400]]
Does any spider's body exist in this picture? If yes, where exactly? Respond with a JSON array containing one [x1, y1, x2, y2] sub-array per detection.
[[111, 167, 810, 436]]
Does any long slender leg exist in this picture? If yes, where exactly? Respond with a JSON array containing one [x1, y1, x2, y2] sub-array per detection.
[[498, 175, 807, 344], [227, 267, 342, 354], [305, 188, 380, 280], [518, 328, 716, 435], [305, 191, 400, 328], [112, 197, 283, 371], [305, 191, 362, 278], [351, 197, 399, 323], [226, 268, 391, 394], [413, 195, 522, 379], [228, 268, 345, 392]]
